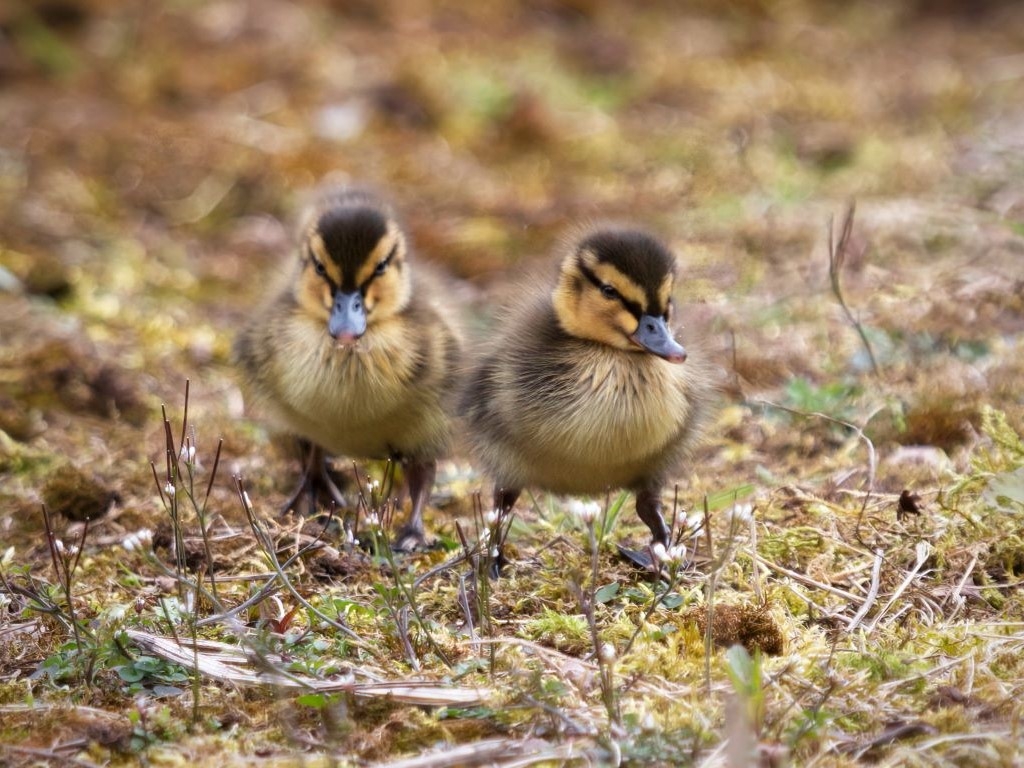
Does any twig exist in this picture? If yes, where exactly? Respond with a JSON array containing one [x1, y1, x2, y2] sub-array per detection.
[[520, 695, 595, 737], [412, 551, 471, 591], [457, 572, 476, 646], [846, 549, 884, 631], [752, 554, 861, 603], [749, 506, 762, 604], [941, 553, 979, 620], [864, 542, 932, 633], [365, 737, 587, 768]]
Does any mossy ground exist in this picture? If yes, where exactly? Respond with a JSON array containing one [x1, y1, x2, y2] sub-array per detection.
[[2, 1, 1024, 766]]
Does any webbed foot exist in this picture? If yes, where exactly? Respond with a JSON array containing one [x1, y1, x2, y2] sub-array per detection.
[[280, 441, 347, 516]]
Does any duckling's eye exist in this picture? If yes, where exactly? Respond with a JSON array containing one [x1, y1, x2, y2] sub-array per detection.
[[313, 260, 327, 277], [600, 284, 619, 300], [373, 243, 398, 277]]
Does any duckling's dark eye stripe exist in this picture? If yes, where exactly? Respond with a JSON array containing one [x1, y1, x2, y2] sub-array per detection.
[[577, 261, 643, 320], [359, 242, 398, 291]]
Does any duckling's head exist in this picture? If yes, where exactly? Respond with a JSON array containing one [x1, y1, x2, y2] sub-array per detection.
[[552, 228, 687, 363], [294, 196, 411, 344]]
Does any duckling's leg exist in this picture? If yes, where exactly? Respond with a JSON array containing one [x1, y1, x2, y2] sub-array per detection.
[[635, 486, 671, 546], [495, 488, 520, 513], [487, 487, 520, 576], [393, 458, 436, 551], [279, 440, 347, 516]]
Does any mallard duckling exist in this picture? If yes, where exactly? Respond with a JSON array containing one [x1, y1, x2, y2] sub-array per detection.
[[461, 226, 713, 549], [234, 189, 460, 548]]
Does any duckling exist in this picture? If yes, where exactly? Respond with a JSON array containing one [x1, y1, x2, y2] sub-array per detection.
[[234, 189, 461, 549], [461, 226, 713, 550]]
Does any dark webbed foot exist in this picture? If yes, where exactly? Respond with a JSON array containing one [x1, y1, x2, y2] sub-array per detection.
[[635, 486, 671, 546], [617, 544, 657, 571], [617, 486, 671, 572], [391, 458, 436, 551], [279, 440, 347, 516], [392, 524, 429, 553], [614, 483, 688, 573]]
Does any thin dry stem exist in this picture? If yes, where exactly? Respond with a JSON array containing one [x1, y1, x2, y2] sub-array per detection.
[[828, 201, 880, 377]]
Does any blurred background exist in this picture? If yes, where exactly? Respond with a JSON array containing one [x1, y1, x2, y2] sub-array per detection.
[[1, 0, 1023, 514]]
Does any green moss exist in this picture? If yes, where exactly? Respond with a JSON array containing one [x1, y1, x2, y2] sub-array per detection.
[[839, 650, 926, 684], [760, 527, 828, 569], [0, 431, 55, 476], [989, 649, 1024, 681], [520, 608, 590, 655]]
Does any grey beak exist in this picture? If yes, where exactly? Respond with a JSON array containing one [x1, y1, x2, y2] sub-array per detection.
[[328, 291, 366, 342], [631, 315, 687, 363]]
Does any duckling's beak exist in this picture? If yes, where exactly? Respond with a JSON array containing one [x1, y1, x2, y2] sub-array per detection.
[[328, 290, 366, 342], [631, 315, 687, 363]]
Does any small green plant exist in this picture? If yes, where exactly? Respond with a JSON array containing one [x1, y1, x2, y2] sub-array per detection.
[[126, 703, 181, 752], [148, 380, 226, 723], [151, 380, 224, 606], [2, 505, 134, 689], [437, 491, 516, 676], [41, 503, 89, 656], [619, 542, 690, 659], [113, 654, 191, 697], [565, 496, 621, 728], [357, 461, 453, 670], [725, 644, 766, 734]]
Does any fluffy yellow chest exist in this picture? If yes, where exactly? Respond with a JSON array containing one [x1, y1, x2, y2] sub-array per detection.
[[282, 317, 413, 406], [524, 350, 691, 467], [267, 315, 431, 456]]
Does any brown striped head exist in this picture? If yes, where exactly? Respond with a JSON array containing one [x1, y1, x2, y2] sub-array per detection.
[[294, 193, 411, 344], [552, 228, 687, 363]]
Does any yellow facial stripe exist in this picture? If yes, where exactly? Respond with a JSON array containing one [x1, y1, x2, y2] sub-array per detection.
[[363, 281, 379, 312], [613, 305, 640, 335], [590, 262, 646, 309], [295, 263, 334, 316], [578, 248, 600, 272], [657, 272, 673, 311], [307, 233, 342, 284], [354, 227, 402, 286]]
